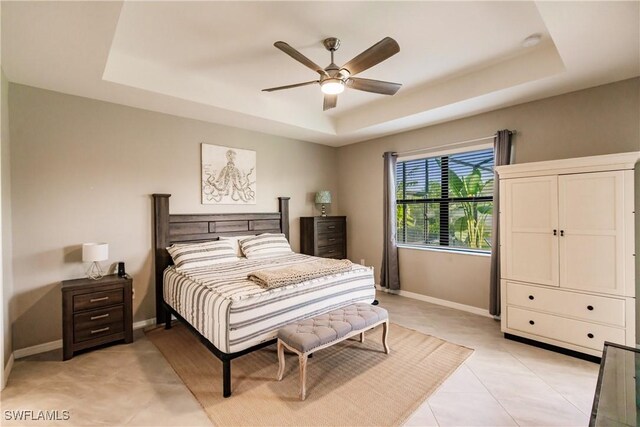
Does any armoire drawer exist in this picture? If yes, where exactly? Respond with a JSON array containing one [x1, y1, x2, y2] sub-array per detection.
[[506, 281, 625, 327], [507, 306, 626, 351]]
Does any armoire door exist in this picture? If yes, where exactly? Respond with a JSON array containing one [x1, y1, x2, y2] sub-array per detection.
[[558, 171, 625, 295], [502, 176, 559, 286]]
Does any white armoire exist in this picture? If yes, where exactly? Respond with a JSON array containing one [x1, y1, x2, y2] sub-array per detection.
[[496, 152, 639, 357]]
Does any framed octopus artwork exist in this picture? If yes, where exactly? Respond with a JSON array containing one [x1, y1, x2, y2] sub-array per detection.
[[201, 143, 257, 204]]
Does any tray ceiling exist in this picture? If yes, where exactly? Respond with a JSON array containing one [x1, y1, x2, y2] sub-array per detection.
[[2, 1, 638, 146]]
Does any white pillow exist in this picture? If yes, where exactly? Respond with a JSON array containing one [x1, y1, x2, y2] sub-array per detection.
[[239, 233, 293, 259], [219, 235, 255, 257], [167, 240, 238, 271]]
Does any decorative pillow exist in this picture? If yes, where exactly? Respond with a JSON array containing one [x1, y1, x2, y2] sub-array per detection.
[[219, 235, 255, 257], [167, 240, 238, 270], [239, 233, 293, 259]]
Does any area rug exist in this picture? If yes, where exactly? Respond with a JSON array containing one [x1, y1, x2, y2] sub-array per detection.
[[146, 322, 473, 426]]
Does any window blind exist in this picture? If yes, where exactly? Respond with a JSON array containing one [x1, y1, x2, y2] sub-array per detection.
[[396, 147, 494, 251]]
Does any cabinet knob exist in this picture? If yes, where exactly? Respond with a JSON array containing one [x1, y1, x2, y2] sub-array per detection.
[[587, 305, 594, 311], [560, 230, 565, 237], [529, 320, 535, 325], [528, 295, 535, 300], [553, 229, 557, 236], [587, 333, 594, 339]]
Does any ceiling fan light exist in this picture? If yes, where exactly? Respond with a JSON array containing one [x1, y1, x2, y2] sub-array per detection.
[[321, 79, 345, 95]]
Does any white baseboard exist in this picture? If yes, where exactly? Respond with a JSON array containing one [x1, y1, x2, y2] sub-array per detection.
[[133, 318, 156, 330], [3, 353, 14, 389], [14, 339, 63, 359], [13, 318, 156, 360], [376, 286, 493, 318]]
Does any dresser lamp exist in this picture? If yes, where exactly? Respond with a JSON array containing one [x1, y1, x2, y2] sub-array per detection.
[[315, 191, 332, 217], [82, 243, 108, 280]]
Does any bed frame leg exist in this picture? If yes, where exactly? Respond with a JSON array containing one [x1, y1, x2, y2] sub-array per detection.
[[222, 359, 231, 398], [164, 306, 172, 330]]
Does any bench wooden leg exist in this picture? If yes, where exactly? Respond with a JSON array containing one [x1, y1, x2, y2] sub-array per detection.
[[360, 331, 365, 343], [299, 353, 308, 401], [277, 340, 285, 381], [382, 321, 390, 354]]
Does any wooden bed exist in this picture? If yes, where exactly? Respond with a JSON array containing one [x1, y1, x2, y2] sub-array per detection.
[[152, 193, 290, 397]]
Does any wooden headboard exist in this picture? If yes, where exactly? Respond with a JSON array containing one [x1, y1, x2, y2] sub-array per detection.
[[152, 194, 290, 324]]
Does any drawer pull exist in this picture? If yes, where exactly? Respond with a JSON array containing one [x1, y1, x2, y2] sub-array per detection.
[[328, 226, 336, 229], [89, 296, 109, 303], [90, 327, 110, 334], [529, 320, 535, 325], [587, 305, 594, 311], [553, 229, 557, 236], [587, 333, 594, 339], [329, 238, 336, 242], [90, 313, 110, 321], [528, 295, 534, 300]]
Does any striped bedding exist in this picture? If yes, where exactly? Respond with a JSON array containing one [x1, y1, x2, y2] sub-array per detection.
[[163, 253, 376, 353]]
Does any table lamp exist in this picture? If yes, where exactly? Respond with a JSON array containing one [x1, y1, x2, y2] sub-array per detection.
[[315, 191, 332, 217], [82, 243, 108, 280]]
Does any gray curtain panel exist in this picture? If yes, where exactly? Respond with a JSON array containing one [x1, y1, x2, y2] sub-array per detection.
[[489, 130, 513, 316], [381, 152, 401, 290]]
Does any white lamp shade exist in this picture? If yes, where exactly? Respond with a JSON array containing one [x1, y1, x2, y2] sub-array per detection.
[[315, 191, 332, 204], [82, 243, 109, 262]]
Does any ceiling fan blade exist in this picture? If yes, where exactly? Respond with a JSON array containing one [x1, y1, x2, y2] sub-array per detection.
[[262, 80, 319, 92], [347, 77, 402, 95], [274, 41, 328, 76], [323, 94, 337, 111], [340, 37, 400, 76]]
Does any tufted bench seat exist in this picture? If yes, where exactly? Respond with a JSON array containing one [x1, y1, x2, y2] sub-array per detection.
[[276, 303, 390, 400]]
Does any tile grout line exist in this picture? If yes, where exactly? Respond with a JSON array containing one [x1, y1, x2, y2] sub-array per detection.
[[461, 361, 522, 427], [504, 346, 593, 417]]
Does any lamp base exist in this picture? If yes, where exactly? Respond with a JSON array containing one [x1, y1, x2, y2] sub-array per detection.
[[321, 204, 327, 217], [86, 262, 104, 280]]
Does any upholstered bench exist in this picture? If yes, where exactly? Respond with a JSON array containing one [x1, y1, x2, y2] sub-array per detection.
[[276, 303, 390, 400]]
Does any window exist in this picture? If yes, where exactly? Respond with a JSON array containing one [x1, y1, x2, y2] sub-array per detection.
[[396, 147, 494, 252]]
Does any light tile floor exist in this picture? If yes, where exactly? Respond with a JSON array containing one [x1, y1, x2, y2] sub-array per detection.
[[0, 292, 598, 426]]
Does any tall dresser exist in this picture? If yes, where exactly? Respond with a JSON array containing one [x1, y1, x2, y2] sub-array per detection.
[[496, 152, 639, 358], [300, 216, 347, 259]]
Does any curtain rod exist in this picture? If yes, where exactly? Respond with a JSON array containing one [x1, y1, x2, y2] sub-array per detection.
[[388, 130, 516, 158]]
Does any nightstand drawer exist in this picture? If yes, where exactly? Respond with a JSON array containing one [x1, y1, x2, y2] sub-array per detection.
[[317, 221, 344, 235], [73, 289, 123, 311], [74, 319, 124, 343], [317, 244, 345, 259], [74, 305, 124, 332], [317, 234, 344, 248]]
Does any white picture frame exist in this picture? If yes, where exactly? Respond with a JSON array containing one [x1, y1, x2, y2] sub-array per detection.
[[201, 143, 256, 205]]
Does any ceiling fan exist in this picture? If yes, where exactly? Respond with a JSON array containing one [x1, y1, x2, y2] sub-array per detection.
[[262, 37, 402, 111]]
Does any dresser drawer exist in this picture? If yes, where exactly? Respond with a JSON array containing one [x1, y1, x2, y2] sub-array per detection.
[[73, 289, 123, 311], [317, 234, 344, 248], [317, 220, 344, 235], [506, 281, 625, 327], [74, 318, 124, 343], [74, 305, 124, 332], [317, 244, 345, 259], [507, 306, 626, 351]]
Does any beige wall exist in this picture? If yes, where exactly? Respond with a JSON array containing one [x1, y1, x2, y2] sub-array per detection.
[[8, 84, 339, 350], [1, 69, 13, 368], [338, 78, 640, 311]]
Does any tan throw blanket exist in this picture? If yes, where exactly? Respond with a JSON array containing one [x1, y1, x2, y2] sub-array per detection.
[[248, 258, 353, 289]]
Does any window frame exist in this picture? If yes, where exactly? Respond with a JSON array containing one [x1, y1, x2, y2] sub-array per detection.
[[395, 143, 495, 254]]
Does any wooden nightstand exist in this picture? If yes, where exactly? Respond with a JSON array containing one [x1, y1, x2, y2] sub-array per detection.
[[62, 274, 133, 360], [300, 216, 347, 259]]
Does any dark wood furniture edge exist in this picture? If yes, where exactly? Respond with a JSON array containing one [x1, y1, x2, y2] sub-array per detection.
[[151, 193, 290, 397], [504, 333, 601, 364], [589, 341, 640, 427]]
